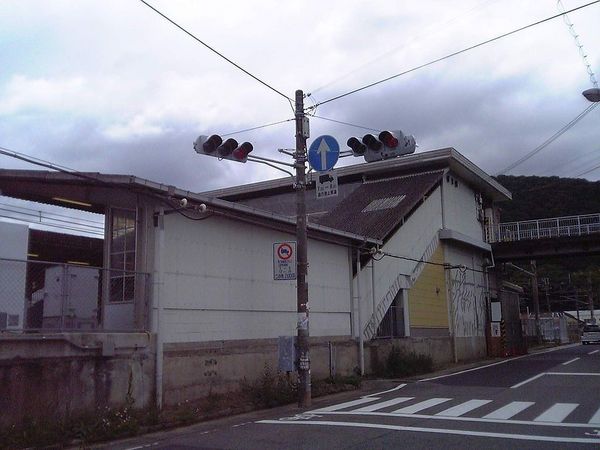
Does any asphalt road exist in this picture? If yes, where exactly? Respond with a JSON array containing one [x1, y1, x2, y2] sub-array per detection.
[[102, 344, 600, 449]]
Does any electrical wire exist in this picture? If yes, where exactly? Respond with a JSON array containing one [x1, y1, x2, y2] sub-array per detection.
[[0, 215, 104, 236], [0, 207, 104, 230], [495, 102, 598, 175], [221, 118, 294, 137], [138, 0, 292, 102], [364, 249, 487, 273], [308, 0, 498, 97], [558, 0, 598, 88], [0, 201, 104, 225], [310, 115, 381, 133], [575, 159, 600, 177], [306, 0, 600, 111]]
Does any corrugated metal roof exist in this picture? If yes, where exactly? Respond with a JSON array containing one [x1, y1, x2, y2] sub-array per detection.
[[315, 170, 444, 241]]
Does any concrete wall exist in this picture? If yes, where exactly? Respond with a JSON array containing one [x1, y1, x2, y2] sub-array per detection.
[[155, 213, 352, 343], [0, 333, 155, 427], [162, 335, 454, 406], [366, 337, 454, 373], [162, 336, 359, 405]]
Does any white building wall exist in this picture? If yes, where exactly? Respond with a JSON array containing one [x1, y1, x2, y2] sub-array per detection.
[[156, 214, 351, 343], [355, 187, 443, 336], [442, 174, 484, 241], [444, 245, 487, 338], [0, 221, 29, 329]]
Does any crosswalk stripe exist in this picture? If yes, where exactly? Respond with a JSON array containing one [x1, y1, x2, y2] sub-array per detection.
[[435, 399, 492, 417], [392, 398, 452, 414], [354, 397, 414, 412], [534, 403, 579, 423], [483, 401, 534, 420], [589, 406, 600, 424], [310, 397, 379, 412], [353, 397, 414, 412]]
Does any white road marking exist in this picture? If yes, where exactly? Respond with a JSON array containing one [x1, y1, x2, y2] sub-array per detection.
[[511, 372, 546, 389], [303, 410, 599, 428], [392, 398, 451, 414], [534, 403, 579, 423], [365, 383, 407, 397], [309, 397, 378, 413], [435, 399, 492, 417], [483, 401, 535, 420], [354, 397, 413, 412], [257, 419, 600, 444], [588, 350, 600, 355], [562, 357, 580, 366], [418, 344, 579, 383], [547, 372, 600, 376], [588, 407, 600, 424]]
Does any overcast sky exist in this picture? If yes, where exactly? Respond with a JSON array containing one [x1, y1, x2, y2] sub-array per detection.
[[1, 0, 600, 231]]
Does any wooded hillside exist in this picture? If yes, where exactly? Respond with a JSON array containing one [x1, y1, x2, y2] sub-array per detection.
[[495, 175, 600, 222]]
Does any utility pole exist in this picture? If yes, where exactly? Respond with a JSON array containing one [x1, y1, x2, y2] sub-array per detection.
[[544, 278, 551, 313], [294, 89, 311, 407], [588, 272, 595, 324], [531, 260, 541, 344]]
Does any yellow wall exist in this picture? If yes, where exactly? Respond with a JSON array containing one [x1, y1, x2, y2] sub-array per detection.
[[409, 245, 449, 328]]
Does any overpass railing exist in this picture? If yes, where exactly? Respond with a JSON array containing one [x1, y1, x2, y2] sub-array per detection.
[[493, 213, 600, 243]]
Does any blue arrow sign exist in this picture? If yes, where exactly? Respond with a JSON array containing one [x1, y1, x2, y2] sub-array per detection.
[[308, 135, 340, 172]]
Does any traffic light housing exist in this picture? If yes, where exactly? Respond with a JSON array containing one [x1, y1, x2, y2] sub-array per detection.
[[346, 130, 415, 162], [194, 135, 253, 163]]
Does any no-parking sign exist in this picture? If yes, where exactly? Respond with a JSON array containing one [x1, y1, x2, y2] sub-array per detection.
[[273, 241, 297, 280]]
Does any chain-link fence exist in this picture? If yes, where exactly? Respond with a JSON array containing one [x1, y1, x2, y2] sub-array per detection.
[[0, 257, 150, 332]]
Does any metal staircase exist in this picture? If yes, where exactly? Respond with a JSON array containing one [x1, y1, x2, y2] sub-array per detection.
[[362, 234, 440, 341]]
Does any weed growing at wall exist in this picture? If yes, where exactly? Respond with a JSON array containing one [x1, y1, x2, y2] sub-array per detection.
[[240, 364, 297, 408], [377, 346, 433, 378]]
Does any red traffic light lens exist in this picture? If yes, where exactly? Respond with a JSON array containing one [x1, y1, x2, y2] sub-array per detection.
[[233, 142, 253, 160], [347, 137, 366, 155], [203, 135, 223, 153], [218, 138, 238, 156], [362, 134, 382, 151], [379, 131, 398, 148]]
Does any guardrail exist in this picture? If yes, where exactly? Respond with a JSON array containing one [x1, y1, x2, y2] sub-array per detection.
[[492, 213, 600, 243], [0, 257, 150, 332]]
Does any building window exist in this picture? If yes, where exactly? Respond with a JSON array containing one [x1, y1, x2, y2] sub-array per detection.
[[109, 208, 136, 302]]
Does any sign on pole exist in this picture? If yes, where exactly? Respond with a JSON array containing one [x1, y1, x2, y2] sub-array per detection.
[[316, 170, 338, 199], [308, 135, 339, 172], [273, 241, 297, 280]]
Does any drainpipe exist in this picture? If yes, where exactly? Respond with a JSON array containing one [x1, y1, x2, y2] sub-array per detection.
[[356, 252, 364, 376], [154, 207, 165, 409], [371, 260, 376, 318]]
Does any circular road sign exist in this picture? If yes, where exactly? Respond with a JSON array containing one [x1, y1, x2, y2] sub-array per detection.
[[308, 135, 340, 172], [276, 243, 293, 260]]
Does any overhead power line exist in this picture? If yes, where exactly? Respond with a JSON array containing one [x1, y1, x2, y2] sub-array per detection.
[[495, 102, 599, 175], [310, 115, 381, 133], [307, 0, 600, 110], [222, 118, 294, 137], [138, 0, 292, 102]]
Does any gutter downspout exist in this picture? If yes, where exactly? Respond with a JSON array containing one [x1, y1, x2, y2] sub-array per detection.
[[356, 252, 364, 376], [441, 170, 458, 363], [154, 207, 165, 409]]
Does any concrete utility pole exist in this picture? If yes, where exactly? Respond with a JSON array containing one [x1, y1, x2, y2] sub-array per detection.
[[531, 260, 541, 344], [294, 89, 311, 407], [588, 272, 595, 323]]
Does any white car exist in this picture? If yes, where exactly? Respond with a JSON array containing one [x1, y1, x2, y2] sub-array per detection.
[[581, 324, 600, 345]]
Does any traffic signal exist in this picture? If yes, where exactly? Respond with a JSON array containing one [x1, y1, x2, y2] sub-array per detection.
[[194, 135, 253, 163], [346, 130, 416, 163]]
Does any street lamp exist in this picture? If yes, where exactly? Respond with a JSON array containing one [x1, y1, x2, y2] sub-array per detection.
[[582, 87, 600, 102]]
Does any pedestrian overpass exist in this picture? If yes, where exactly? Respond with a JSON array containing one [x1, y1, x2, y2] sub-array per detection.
[[490, 213, 600, 260]]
